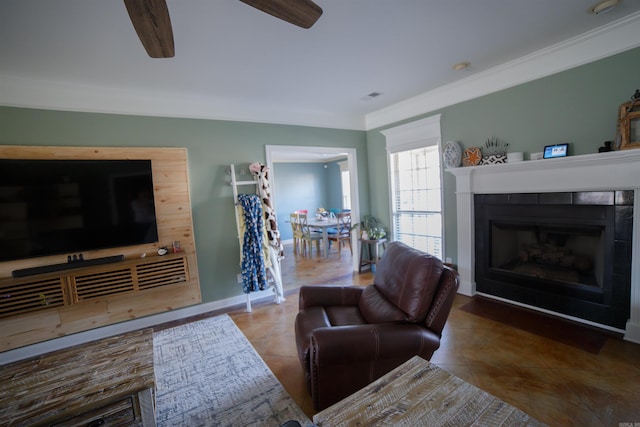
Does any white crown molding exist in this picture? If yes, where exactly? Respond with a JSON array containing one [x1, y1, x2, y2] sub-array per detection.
[[0, 75, 365, 131], [365, 11, 640, 131]]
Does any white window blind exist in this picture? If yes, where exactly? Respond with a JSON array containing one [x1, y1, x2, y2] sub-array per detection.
[[382, 115, 443, 259]]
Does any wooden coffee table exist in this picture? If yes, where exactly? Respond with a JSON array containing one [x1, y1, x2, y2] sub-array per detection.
[[313, 355, 546, 426], [0, 328, 156, 426]]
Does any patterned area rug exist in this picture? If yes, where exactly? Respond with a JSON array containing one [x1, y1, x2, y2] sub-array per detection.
[[153, 315, 311, 426]]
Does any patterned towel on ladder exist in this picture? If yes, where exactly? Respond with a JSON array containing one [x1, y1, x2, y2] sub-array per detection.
[[238, 194, 268, 293]]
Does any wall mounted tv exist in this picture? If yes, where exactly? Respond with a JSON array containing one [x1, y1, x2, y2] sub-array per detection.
[[0, 159, 159, 263]]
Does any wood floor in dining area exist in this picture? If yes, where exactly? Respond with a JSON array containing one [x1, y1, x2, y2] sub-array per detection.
[[228, 243, 640, 426]]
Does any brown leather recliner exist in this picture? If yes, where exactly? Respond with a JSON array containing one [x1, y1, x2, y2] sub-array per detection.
[[294, 241, 460, 410]]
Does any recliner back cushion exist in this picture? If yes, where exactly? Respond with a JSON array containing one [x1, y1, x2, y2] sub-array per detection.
[[372, 241, 444, 322], [359, 285, 408, 323]]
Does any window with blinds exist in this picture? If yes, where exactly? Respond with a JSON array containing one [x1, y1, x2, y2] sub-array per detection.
[[390, 145, 442, 258], [382, 115, 444, 260]]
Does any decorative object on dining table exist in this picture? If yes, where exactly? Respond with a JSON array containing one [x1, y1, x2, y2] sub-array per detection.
[[315, 207, 329, 220], [442, 140, 462, 168], [462, 146, 482, 166], [616, 88, 640, 150], [480, 136, 508, 165]]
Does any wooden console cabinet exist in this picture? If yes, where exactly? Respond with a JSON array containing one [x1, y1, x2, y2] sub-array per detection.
[[0, 328, 155, 426], [0, 253, 190, 319]]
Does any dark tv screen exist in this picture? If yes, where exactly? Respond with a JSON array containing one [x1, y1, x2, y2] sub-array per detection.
[[0, 159, 159, 262]]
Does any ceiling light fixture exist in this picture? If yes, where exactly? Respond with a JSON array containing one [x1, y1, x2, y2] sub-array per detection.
[[453, 62, 470, 71], [590, 0, 620, 14]]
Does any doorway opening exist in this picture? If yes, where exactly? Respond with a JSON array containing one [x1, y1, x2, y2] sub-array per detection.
[[265, 145, 360, 273]]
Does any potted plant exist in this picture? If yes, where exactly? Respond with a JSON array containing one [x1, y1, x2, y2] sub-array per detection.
[[358, 214, 387, 240]]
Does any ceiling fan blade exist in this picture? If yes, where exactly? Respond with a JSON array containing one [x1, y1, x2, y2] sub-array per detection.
[[239, 0, 323, 29], [124, 0, 175, 58]]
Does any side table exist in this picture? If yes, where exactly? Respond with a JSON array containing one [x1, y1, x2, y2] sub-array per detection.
[[359, 238, 387, 273]]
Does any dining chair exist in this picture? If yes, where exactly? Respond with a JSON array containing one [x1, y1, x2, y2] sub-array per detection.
[[299, 213, 323, 256], [290, 213, 303, 255], [328, 212, 352, 258], [295, 210, 319, 232], [326, 208, 342, 236]]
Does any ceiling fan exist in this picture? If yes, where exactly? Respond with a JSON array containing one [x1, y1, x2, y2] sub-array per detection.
[[123, 0, 323, 59]]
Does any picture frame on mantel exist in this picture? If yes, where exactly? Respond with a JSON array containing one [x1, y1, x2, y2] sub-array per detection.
[[618, 99, 640, 150]]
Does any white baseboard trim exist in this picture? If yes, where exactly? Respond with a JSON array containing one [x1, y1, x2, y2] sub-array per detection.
[[457, 280, 475, 297], [0, 289, 278, 365], [476, 292, 626, 335], [624, 320, 640, 344]]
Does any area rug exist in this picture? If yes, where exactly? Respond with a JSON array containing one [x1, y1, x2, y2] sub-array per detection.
[[153, 315, 311, 426], [459, 296, 611, 354]]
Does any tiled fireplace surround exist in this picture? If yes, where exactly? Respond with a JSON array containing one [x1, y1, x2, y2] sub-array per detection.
[[449, 149, 640, 342]]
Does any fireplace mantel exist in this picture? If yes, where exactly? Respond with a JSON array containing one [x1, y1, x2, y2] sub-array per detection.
[[448, 149, 640, 342]]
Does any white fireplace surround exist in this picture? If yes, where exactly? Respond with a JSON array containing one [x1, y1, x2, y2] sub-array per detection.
[[448, 149, 640, 343]]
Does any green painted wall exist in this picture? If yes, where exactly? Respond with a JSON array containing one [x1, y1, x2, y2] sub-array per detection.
[[366, 46, 640, 265], [0, 107, 368, 303], [2, 46, 638, 305]]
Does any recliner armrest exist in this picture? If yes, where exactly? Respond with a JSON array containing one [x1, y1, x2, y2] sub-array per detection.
[[310, 322, 440, 366], [298, 285, 365, 310], [424, 266, 459, 334]]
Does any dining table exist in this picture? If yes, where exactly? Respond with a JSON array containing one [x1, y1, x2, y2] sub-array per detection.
[[306, 217, 339, 258]]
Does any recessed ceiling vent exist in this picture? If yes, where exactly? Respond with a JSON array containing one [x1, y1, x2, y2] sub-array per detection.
[[362, 91, 383, 101]]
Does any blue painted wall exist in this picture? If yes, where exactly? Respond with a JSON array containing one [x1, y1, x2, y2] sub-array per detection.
[[325, 161, 344, 210], [273, 161, 343, 241]]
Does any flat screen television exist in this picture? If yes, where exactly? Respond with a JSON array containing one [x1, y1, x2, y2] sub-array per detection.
[[0, 159, 159, 262]]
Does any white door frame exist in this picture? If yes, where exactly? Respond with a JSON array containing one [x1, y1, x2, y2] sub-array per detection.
[[265, 145, 360, 272]]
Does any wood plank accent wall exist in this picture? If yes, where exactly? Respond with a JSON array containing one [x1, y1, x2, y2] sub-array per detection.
[[0, 145, 201, 353]]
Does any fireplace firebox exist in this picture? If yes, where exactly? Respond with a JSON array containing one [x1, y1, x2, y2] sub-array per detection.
[[475, 191, 633, 329]]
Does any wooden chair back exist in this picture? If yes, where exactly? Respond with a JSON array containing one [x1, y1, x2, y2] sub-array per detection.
[[290, 213, 303, 238], [336, 212, 351, 236]]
